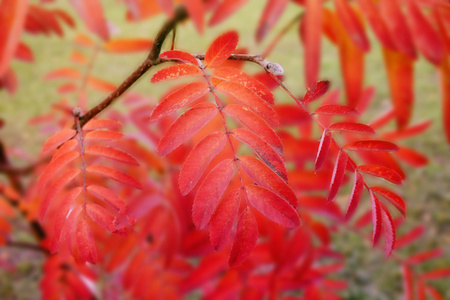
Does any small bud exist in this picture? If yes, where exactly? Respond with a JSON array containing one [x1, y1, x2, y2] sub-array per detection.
[[266, 62, 284, 76], [73, 107, 82, 117]]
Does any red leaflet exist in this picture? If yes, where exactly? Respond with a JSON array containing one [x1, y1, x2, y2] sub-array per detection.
[[182, 0, 204, 33], [150, 82, 210, 121], [371, 186, 406, 217], [303, 80, 330, 104], [402, 265, 414, 300], [85, 145, 139, 166], [334, 0, 370, 51], [369, 191, 382, 246], [179, 131, 228, 195], [328, 122, 375, 135], [83, 119, 121, 131], [345, 171, 364, 221], [440, 50, 450, 144], [40, 169, 81, 220], [86, 203, 115, 232], [87, 185, 126, 212], [315, 130, 331, 172], [86, 165, 142, 190], [383, 48, 414, 129], [304, 0, 323, 87], [103, 39, 153, 53], [85, 130, 123, 141], [205, 31, 238, 69], [69, 0, 109, 40], [405, 249, 443, 264], [327, 150, 348, 202], [274, 105, 310, 126], [157, 102, 218, 156], [229, 206, 258, 267], [395, 146, 428, 167], [15, 42, 33, 62], [246, 185, 300, 228], [255, 0, 289, 42], [213, 67, 274, 104], [42, 128, 76, 153], [344, 140, 399, 152], [159, 50, 199, 66], [239, 155, 297, 207], [381, 120, 432, 141], [209, 0, 249, 26], [151, 64, 203, 82], [45, 67, 81, 80], [358, 165, 402, 185], [426, 286, 444, 300], [406, 0, 443, 66], [209, 189, 240, 250], [355, 0, 395, 50], [380, 203, 395, 257], [395, 226, 425, 249], [314, 104, 360, 117], [217, 81, 278, 126], [87, 77, 116, 93], [224, 104, 283, 154], [76, 218, 98, 264], [422, 269, 450, 280], [0, 0, 28, 77], [233, 128, 287, 181], [57, 83, 77, 94], [51, 139, 78, 161], [38, 151, 80, 191], [193, 159, 234, 229]]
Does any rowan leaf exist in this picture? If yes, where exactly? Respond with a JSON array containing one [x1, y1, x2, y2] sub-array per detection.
[[380, 203, 395, 257], [402, 265, 414, 300], [303, 0, 323, 87], [87, 185, 126, 212], [303, 80, 330, 104], [157, 102, 218, 156], [213, 67, 274, 104], [209, 0, 249, 26], [42, 129, 77, 153], [255, 0, 289, 42], [439, 51, 450, 143], [371, 186, 405, 217], [0, 0, 28, 77], [239, 155, 297, 208], [328, 150, 348, 202], [84, 130, 123, 141], [344, 140, 399, 152], [345, 171, 364, 221], [150, 82, 210, 121], [83, 119, 121, 131], [314, 104, 360, 117], [69, 0, 109, 40], [224, 104, 282, 154], [85, 145, 139, 166], [383, 48, 414, 129], [217, 81, 278, 126], [315, 129, 331, 172], [246, 185, 300, 228], [86, 203, 115, 232], [405, 249, 443, 265], [151, 64, 203, 82], [40, 169, 81, 220], [358, 164, 402, 185], [229, 206, 258, 267], [160, 50, 200, 66], [182, 0, 204, 33], [103, 38, 152, 53], [86, 165, 142, 190], [193, 159, 234, 229], [396, 226, 425, 249], [233, 128, 287, 181], [395, 146, 428, 167], [369, 190, 382, 246], [38, 151, 80, 191], [328, 122, 375, 135], [209, 189, 241, 250], [334, 0, 370, 51], [205, 31, 238, 69], [87, 77, 116, 93], [76, 218, 98, 264], [422, 269, 450, 280], [179, 131, 228, 195]]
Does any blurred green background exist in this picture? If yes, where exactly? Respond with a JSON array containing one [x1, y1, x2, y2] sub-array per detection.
[[0, 0, 449, 299]]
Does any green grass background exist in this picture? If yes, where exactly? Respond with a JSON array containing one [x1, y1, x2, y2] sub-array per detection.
[[0, 0, 449, 299]]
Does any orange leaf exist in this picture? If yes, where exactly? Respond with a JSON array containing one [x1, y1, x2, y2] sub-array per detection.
[[151, 64, 203, 82], [182, 0, 204, 33], [42, 129, 76, 153], [87, 76, 116, 93], [209, 0, 249, 26], [85, 145, 139, 166], [334, 0, 370, 51], [45, 67, 81, 80], [205, 31, 238, 69], [255, 0, 289, 43], [76, 218, 98, 264], [103, 38, 152, 53], [69, 0, 109, 40]]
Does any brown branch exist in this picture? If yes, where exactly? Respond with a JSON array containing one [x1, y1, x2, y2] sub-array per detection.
[[75, 6, 188, 129], [6, 241, 50, 255]]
